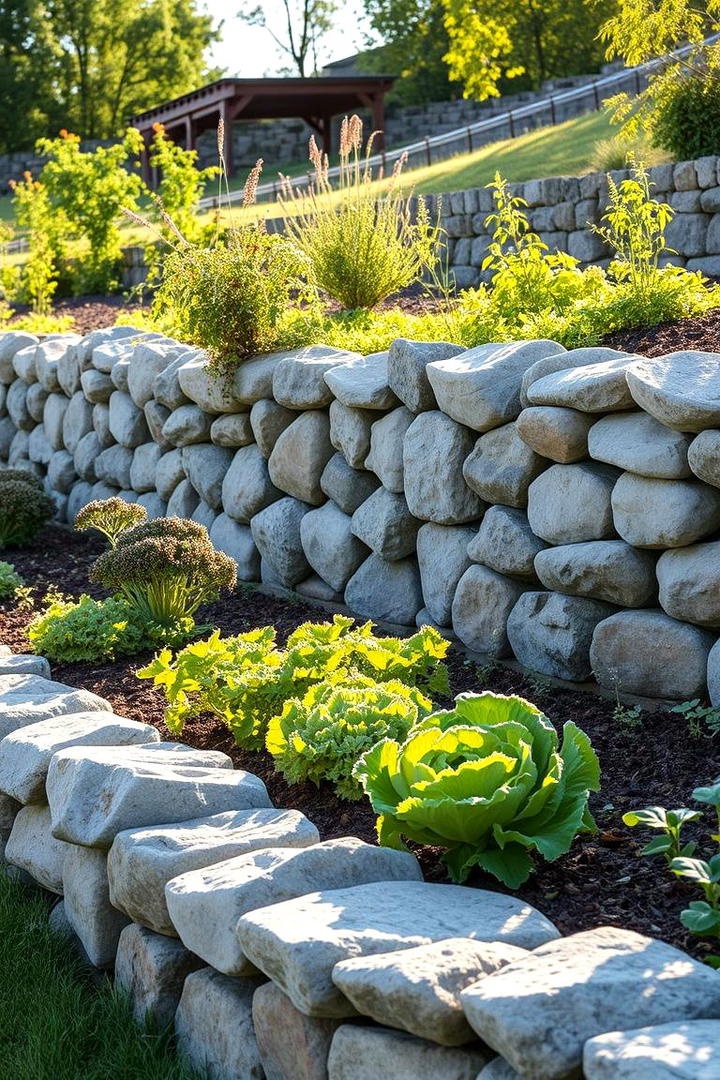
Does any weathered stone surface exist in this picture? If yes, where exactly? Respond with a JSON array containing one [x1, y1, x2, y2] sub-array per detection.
[[0, 711, 159, 805], [589, 412, 692, 480], [27, 423, 51, 465], [46, 449, 76, 493], [452, 565, 527, 657], [351, 488, 420, 560], [324, 351, 398, 409], [25, 381, 48, 422], [387, 338, 465, 413], [626, 351, 720, 432], [427, 340, 564, 432], [328, 399, 374, 468], [155, 448, 185, 499], [47, 743, 267, 849], [527, 462, 619, 544], [657, 540, 720, 626], [583, 1020, 720, 1079], [5, 803, 70, 893], [66, 481, 94, 523], [210, 412, 253, 448], [319, 454, 379, 515], [62, 391, 93, 454], [327, 1025, 490, 1080], [161, 403, 214, 446], [0, 654, 50, 678], [463, 422, 546, 508], [92, 402, 113, 447], [12, 344, 37, 384], [268, 410, 334, 505], [461, 927, 720, 1080], [35, 336, 79, 392], [476, 1058, 521, 1079], [167, 838, 421, 977], [249, 398, 296, 458], [521, 346, 638, 406], [175, 968, 266, 1080], [0, 332, 38, 384], [115, 923, 203, 1027], [232, 352, 282, 405], [128, 442, 162, 494], [218, 443, 280, 524], [534, 541, 657, 607], [687, 428, 720, 488], [108, 807, 318, 935], [96, 444, 134, 488], [250, 497, 311, 587], [7, 380, 33, 431], [364, 406, 414, 492], [272, 345, 360, 409], [295, 574, 343, 603], [590, 610, 715, 699], [417, 523, 474, 626], [181, 444, 233, 509], [191, 500, 217, 530], [63, 844, 130, 967], [301, 501, 367, 592], [108, 390, 150, 448], [507, 591, 616, 681], [209, 514, 260, 580], [92, 339, 135, 374], [43, 392, 69, 448], [611, 472, 720, 548], [128, 342, 183, 408], [110, 358, 131, 392], [177, 353, 242, 413], [153, 352, 191, 409], [707, 639, 720, 707], [80, 367, 114, 403], [253, 981, 342, 1080], [0, 674, 110, 740], [344, 554, 423, 625], [527, 355, 637, 413], [404, 411, 483, 524], [333, 938, 527, 1047], [166, 478, 200, 519], [237, 880, 558, 1018]]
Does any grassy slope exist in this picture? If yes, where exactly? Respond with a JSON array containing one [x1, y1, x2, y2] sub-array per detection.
[[0, 875, 198, 1080]]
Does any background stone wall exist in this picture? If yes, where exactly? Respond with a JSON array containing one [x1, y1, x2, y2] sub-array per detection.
[[2, 329, 720, 706]]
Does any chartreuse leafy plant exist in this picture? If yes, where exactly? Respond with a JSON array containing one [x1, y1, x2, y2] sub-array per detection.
[[0, 561, 23, 599], [75, 498, 148, 547], [354, 691, 601, 888], [90, 517, 236, 629], [624, 779, 720, 966], [0, 478, 53, 549], [267, 677, 433, 800], [138, 616, 450, 748]]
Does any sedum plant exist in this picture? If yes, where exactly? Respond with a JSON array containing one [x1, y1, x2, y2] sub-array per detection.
[[0, 561, 23, 598], [354, 691, 600, 888], [75, 498, 148, 547], [0, 479, 53, 549], [0, 468, 44, 490], [267, 677, 433, 800], [90, 517, 236, 629], [138, 615, 450, 746]]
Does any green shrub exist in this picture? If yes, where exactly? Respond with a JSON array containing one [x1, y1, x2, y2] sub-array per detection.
[[267, 677, 433, 799], [280, 116, 440, 309], [589, 132, 661, 173], [624, 780, 720, 967], [138, 616, 450, 746], [75, 497, 148, 547], [650, 74, 720, 159], [0, 561, 23, 598], [91, 517, 236, 628], [0, 469, 43, 490], [26, 592, 189, 663], [354, 690, 600, 887], [4, 172, 68, 314], [0, 480, 53, 549]]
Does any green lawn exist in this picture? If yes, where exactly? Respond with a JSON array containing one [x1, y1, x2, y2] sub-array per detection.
[[0, 874, 198, 1080]]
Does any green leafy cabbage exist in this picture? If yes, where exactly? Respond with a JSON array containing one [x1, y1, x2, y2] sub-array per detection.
[[353, 691, 600, 888]]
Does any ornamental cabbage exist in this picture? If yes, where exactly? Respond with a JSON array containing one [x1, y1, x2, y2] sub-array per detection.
[[353, 691, 600, 888], [266, 677, 433, 800]]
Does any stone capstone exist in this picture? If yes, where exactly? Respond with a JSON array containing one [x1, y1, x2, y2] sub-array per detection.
[[324, 351, 398, 410], [0, 674, 110, 740], [526, 354, 637, 413], [272, 346, 360, 409], [386, 338, 465, 413], [626, 351, 720, 432]]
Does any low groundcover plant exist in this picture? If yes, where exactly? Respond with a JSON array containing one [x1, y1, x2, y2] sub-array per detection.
[[0, 561, 23, 599], [354, 690, 600, 888]]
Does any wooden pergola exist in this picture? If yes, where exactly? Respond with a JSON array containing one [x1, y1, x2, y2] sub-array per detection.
[[130, 75, 396, 182]]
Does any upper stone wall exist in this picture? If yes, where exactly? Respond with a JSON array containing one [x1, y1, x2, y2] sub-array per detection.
[[3, 328, 720, 705]]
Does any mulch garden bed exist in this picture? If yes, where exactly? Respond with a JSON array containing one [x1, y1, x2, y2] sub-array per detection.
[[0, 525, 716, 961]]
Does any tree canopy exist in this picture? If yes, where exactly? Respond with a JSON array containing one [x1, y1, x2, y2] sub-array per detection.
[[0, 0, 219, 151]]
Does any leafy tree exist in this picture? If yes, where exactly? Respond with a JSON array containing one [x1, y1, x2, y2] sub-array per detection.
[[238, 0, 338, 76], [359, 0, 459, 105], [0, 1, 62, 152], [600, 0, 720, 157], [443, 0, 610, 100]]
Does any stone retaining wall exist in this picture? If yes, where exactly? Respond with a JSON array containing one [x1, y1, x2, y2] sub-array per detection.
[[443, 157, 720, 287], [0, 658, 718, 1078], [4, 329, 720, 706]]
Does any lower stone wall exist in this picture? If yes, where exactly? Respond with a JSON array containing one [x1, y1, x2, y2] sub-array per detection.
[[1, 658, 718, 1079], [3, 329, 720, 706]]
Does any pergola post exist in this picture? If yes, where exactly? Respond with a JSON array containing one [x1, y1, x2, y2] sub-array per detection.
[[184, 115, 195, 153]]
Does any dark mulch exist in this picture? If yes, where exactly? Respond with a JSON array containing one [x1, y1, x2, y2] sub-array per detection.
[[1, 526, 717, 959], [604, 307, 720, 356]]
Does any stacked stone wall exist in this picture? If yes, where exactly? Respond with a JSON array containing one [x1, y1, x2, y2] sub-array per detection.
[[3, 329, 720, 705]]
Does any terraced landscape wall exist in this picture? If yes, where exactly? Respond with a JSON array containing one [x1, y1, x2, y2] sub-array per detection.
[[3, 328, 720, 704]]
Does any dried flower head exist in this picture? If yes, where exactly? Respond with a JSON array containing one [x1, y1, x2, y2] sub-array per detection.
[[217, 118, 225, 160], [75, 498, 148, 548], [242, 159, 264, 208]]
